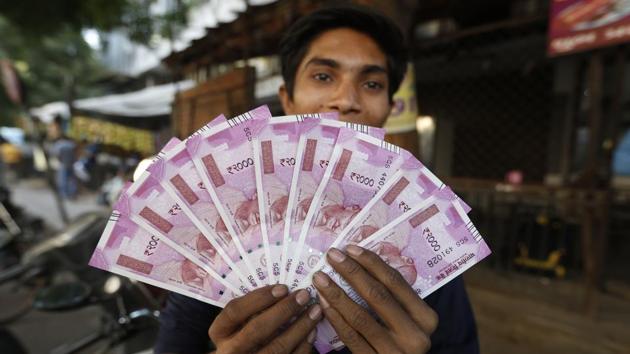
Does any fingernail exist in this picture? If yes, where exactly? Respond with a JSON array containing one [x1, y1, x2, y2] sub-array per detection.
[[328, 248, 346, 263], [308, 304, 322, 320], [296, 289, 310, 306], [272, 285, 288, 298], [345, 244, 364, 256], [307, 329, 316, 344], [318, 295, 330, 309], [313, 271, 330, 288]]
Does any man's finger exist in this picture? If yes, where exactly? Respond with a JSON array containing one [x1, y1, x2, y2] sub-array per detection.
[[325, 247, 418, 334], [209, 284, 288, 339], [317, 298, 376, 354], [258, 304, 322, 354], [232, 289, 312, 350], [345, 245, 438, 334], [313, 271, 396, 351], [291, 336, 314, 354]]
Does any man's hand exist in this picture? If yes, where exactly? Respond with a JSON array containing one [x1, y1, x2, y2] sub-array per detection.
[[209, 285, 322, 354], [313, 245, 438, 354]]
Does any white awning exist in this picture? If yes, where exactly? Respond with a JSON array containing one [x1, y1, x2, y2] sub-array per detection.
[[29, 101, 71, 123], [74, 80, 194, 117], [31, 80, 194, 121]]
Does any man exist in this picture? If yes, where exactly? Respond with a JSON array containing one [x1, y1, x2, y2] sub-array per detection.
[[51, 134, 78, 199], [156, 5, 479, 354]]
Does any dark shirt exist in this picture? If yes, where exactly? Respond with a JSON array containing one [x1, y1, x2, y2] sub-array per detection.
[[155, 276, 479, 354]]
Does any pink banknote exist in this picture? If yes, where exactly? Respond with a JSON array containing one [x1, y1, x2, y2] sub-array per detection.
[[252, 113, 336, 283], [122, 171, 251, 294], [280, 120, 385, 283], [187, 106, 272, 285], [300, 156, 470, 291], [147, 137, 254, 291], [314, 197, 491, 353], [286, 128, 412, 290], [89, 210, 236, 307], [358, 198, 490, 297]]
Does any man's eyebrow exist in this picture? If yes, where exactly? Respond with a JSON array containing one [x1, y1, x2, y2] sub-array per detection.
[[361, 64, 387, 75], [304, 57, 340, 69], [304, 57, 387, 75]]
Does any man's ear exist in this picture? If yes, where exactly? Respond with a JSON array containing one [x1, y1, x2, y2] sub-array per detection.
[[388, 99, 395, 115], [279, 84, 294, 114]]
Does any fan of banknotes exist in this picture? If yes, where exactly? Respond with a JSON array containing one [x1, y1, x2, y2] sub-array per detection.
[[89, 105, 491, 353]]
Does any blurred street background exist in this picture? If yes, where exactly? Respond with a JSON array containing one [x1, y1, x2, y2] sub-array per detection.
[[1, 0, 630, 353]]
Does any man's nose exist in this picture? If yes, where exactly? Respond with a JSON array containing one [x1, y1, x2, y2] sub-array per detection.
[[326, 80, 361, 115]]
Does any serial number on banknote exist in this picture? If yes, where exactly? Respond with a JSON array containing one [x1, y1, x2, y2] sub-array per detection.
[[384, 156, 394, 168], [377, 172, 388, 190], [227, 158, 254, 174], [426, 247, 454, 268], [456, 237, 469, 247], [244, 127, 253, 141]]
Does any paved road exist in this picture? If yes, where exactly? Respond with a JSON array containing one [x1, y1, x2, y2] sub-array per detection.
[[467, 267, 630, 354], [10, 178, 107, 232]]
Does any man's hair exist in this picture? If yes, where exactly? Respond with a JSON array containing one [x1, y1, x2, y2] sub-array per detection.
[[279, 5, 408, 102]]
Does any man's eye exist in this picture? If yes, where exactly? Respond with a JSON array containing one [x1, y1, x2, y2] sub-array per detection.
[[313, 73, 332, 82], [364, 81, 384, 90]]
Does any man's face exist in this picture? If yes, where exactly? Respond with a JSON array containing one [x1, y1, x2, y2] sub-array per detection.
[[279, 28, 393, 127]]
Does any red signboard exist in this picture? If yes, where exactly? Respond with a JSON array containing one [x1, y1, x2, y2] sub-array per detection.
[[548, 0, 630, 56]]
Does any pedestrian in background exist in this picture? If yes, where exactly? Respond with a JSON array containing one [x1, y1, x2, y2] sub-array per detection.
[[51, 134, 78, 199]]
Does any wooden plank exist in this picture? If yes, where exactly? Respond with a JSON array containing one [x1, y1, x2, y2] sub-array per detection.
[[173, 67, 255, 137]]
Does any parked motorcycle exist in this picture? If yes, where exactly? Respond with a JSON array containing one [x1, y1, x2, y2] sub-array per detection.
[[0, 185, 45, 271], [0, 210, 163, 354]]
